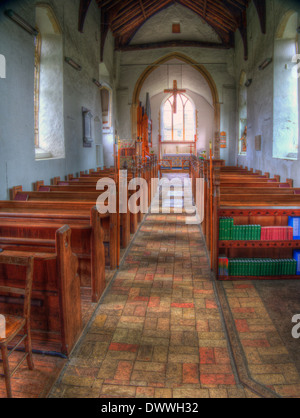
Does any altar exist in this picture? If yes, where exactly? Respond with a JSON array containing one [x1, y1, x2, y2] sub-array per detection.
[[159, 138, 197, 171], [161, 153, 191, 170]]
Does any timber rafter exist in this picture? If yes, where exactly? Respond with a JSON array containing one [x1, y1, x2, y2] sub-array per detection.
[[78, 0, 266, 61]]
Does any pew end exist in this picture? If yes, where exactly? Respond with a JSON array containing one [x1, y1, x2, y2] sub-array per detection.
[[35, 181, 45, 191], [56, 225, 82, 356], [52, 177, 60, 186], [11, 186, 29, 202]]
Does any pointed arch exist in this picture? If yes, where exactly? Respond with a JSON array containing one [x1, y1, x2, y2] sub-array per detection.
[[276, 10, 298, 40], [131, 52, 220, 138]]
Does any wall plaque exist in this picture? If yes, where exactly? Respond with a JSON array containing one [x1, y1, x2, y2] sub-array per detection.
[[255, 135, 262, 151], [82, 107, 93, 148]]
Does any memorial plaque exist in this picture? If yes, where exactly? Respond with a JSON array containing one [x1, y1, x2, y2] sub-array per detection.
[[255, 135, 262, 151]]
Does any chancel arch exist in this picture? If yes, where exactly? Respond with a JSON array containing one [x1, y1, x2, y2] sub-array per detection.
[[131, 53, 219, 161]]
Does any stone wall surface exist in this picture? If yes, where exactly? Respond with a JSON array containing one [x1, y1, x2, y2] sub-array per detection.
[[1, 0, 299, 196], [235, 0, 300, 185], [0, 0, 103, 199]]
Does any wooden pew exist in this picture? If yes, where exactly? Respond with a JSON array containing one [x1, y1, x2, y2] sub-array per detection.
[[0, 225, 82, 356], [0, 201, 118, 271], [35, 182, 139, 235], [210, 168, 300, 273], [56, 170, 149, 225], [0, 207, 105, 303], [12, 187, 130, 252], [190, 159, 299, 272], [221, 188, 300, 195]]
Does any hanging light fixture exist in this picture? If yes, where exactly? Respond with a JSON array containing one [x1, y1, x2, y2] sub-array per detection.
[[4, 9, 39, 36]]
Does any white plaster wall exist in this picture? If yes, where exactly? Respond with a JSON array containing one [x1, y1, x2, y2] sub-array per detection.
[[130, 3, 221, 45], [235, 0, 300, 185], [221, 86, 237, 165], [0, 0, 103, 199], [139, 58, 213, 106]]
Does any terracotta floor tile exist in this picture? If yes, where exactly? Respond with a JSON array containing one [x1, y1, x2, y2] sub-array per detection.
[[46, 178, 300, 398]]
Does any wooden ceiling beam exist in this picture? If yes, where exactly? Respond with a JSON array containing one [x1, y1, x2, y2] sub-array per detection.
[[181, 0, 235, 32], [109, 0, 136, 21], [203, 0, 207, 17], [185, 0, 236, 27], [97, 0, 117, 9], [100, 9, 109, 61], [78, 0, 92, 33], [96, 0, 250, 48], [113, 0, 167, 28], [139, 0, 147, 20], [199, 0, 236, 25], [226, 0, 248, 10], [253, 0, 266, 34], [110, 0, 150, 29], [238, 9, 248, 60], [112, 0, 172, 34], [116, 39, 232, 51], [221, 0, 243, 25]]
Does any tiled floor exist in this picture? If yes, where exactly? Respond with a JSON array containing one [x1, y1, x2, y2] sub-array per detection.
[[0, 269, 116, 398], [0, 230, 133, 398], [2, 174, 300, 398], [49, 177, 253, 398], [50, 211, 249, 398], [222, 281, 300, 398]]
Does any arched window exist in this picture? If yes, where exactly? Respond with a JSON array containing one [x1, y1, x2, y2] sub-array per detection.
[[238, 71, 247, 155], [0, 54, 6, 79], [100, 87, 112, 132], [273, 11, 299, 160], [162, 94, 195, 142], [34, 5, 64, 160], [34, 32, 41, 149]]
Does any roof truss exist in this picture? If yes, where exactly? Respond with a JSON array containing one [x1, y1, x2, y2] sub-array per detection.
[[78, 0, 266, 60]]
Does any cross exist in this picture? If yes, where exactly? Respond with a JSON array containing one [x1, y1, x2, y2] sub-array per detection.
[[164, 80, 186, 114]]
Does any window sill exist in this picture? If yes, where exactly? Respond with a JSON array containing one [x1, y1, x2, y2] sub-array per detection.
[[35, 157, 65, 162], [272, 156, 298, 161], [35, 148, 65, 161]]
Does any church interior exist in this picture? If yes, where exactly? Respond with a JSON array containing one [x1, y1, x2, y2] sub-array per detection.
[[0, 0, 300, 399]]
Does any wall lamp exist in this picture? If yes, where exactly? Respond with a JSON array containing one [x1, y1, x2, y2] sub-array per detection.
[[93, 79, 102, 88], [4, 9, 39, 36], [258, 58, 272, 71], [65, 57, 82, 71]]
